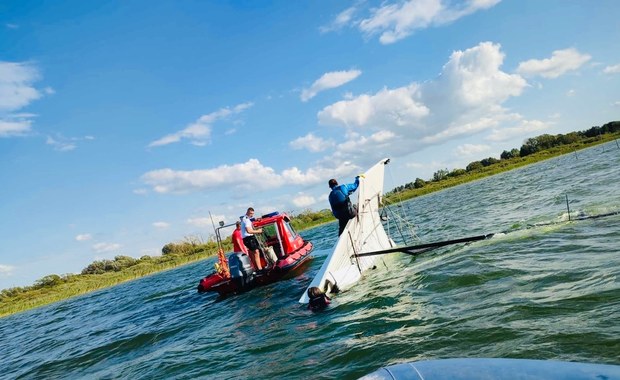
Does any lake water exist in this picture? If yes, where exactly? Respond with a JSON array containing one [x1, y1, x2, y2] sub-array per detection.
[[2, 142, 619, 379]]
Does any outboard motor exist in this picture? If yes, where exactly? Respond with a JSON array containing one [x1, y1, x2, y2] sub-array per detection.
[[228, 252, 255, 292]]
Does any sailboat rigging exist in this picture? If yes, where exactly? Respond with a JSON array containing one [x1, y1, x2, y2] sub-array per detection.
[[299, 158, 395, 304]]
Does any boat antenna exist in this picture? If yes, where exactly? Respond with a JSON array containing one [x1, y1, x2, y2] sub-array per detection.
[[209, 211, 223, 250]]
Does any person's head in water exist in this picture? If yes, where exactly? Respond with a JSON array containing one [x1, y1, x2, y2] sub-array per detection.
[[328, 179, 338, 189], [308, 286, 331, 310]]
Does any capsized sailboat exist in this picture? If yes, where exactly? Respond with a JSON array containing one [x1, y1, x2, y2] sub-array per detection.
[[299, 158, 395, 304]]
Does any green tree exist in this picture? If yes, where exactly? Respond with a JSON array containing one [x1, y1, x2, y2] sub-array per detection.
[[466, 161, 483, 172], [432, 168, 449, 182], [557, 132, 580, 145], [82, 260, 105, 275], [448, 168, 467, 177], [34, 274, 62, 288], [520, 137, 540, 156], [536, 134, 558, 149], [480, 157, 500, 167], [501, 149, 520, 160]]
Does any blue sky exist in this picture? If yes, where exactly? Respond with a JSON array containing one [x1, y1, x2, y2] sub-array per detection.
[[1, 0, 619, 289]]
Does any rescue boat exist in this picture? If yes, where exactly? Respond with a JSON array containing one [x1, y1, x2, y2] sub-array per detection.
[[197, 211, 313, 295]]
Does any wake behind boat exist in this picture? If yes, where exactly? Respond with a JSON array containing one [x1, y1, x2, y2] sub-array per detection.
[[299, 158, 395, 304]]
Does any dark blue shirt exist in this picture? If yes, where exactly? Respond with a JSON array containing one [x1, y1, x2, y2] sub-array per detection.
[[328, 177, 359, 219]]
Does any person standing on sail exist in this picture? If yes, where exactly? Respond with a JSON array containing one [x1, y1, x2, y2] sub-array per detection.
[[328, 175, 362, 236], [241, 207, 264, 270]]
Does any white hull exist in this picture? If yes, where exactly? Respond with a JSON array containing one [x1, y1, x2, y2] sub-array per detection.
[[299, 158, 394, 304]]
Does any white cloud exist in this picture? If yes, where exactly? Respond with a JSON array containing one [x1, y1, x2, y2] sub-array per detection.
[[0, 61, 41, 111], [317, 42, 527, 163], [318, 85, 429, 129], [455, 143, 490, 156], [6, 23, 19, 29], [45, 134, 94, 151], [301, 70, 362, 101], [429, 42, 527, 107], [141, 42, 547, 196], [141, 159, 359, 194], [187, 214, 227, 228], [0, 117, 32, 137], [152, 222, 170, 229], [0, 61, 49, 140], [75, 234, 92, 241], [148, 102, 253, 147], [46, 136, 75, 151], [289, 133, 335, 152], [292, 193, 317, 208], [92, 242, 121, 253], [613, 101, 620, 107], [186, 217, 211, 227], [331, 130, 397, 163], [566, 89, 576, 97], [486, 119, 550, 142], [149, 122, 210, 147], [517, 48, 591, 78], [0, 264, 14, 276], [357, 0, 501, 44], [320, 6, 358, 33], [405, 161, 424, 169], [0, 61, 43, 111], [281, 161, 360, 186], [142, 159, 283, 193], [603, 64, 620, 74]]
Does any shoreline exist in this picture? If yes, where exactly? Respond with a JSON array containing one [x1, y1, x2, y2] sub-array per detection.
[[2, 132, 619, 318]]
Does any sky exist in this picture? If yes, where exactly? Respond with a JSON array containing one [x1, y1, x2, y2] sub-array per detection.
[[1, 0, 619, 289]]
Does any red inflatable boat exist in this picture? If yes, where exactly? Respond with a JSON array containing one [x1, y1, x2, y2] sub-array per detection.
[[197, 212, 313, 295]]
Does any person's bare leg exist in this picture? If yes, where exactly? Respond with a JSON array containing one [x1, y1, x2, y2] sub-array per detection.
[[247, 254, 258, 270], [253, 249, 263, 270]]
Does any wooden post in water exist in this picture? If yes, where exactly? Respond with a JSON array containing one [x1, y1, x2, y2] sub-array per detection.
[[566, 194, 571, 221]]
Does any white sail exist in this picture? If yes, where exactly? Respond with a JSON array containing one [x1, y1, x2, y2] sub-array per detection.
[[299, 158, 394, 304]]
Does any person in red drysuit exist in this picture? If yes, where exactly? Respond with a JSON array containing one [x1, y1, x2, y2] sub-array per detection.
[[231, 221, 248, 254]]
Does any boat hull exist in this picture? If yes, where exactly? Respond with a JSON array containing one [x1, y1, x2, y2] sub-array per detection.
[[299, 158, 393, 304], [361, 358, 620, 380], [198, 241, 313, 295]]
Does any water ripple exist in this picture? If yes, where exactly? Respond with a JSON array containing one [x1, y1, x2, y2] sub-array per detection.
[[2, 142, 620, 379]]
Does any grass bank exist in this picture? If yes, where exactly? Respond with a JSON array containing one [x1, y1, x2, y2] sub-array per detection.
[[385, 133, 620, 204], [2, 130, 618, 318]]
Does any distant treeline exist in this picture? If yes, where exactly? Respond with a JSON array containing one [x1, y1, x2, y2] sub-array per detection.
[[387, 121, 620, 195], [0, 212, 329, 313], [289, 209, 334, 230], [2, 121, 618, 317], [0, 237, 223, 304]]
